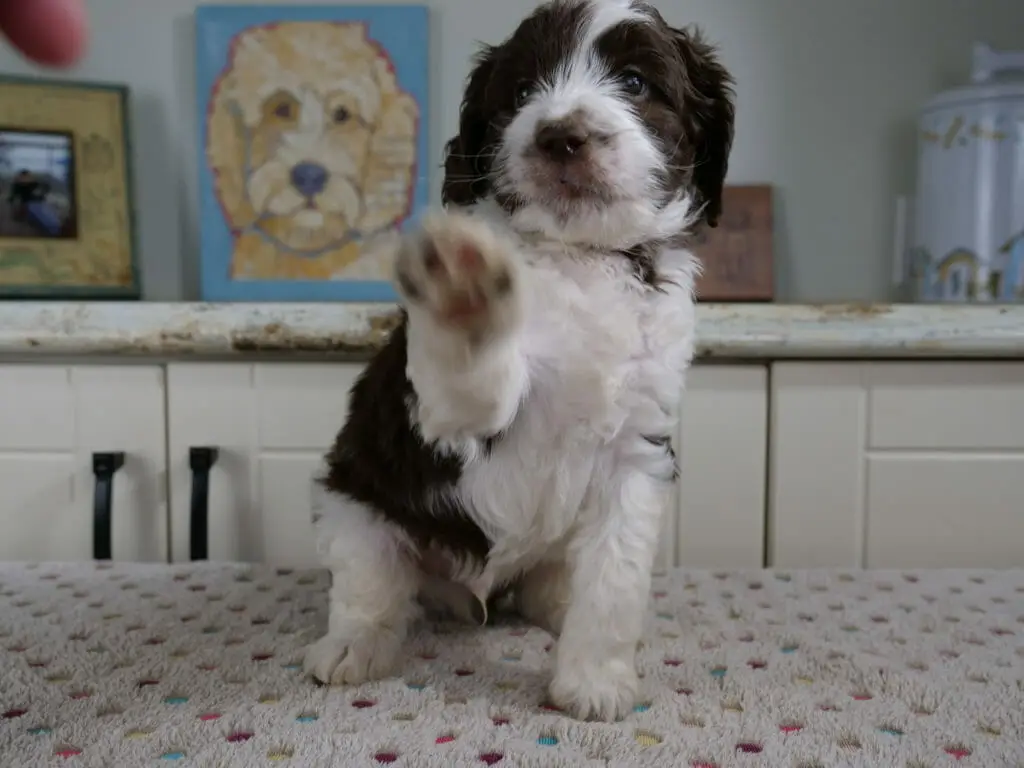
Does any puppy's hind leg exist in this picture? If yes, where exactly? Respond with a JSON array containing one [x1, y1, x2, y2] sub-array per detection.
[[304, 486, 421, 686], [515, 560, 573, 637]]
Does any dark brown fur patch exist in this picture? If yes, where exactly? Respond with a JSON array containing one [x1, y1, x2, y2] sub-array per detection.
[[318, 315, 492, 563], [593, 14, 735, 226]]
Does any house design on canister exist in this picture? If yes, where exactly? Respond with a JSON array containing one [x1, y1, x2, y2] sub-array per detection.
[[998, 228, 1024, 300], [933, 248, 979, 300]]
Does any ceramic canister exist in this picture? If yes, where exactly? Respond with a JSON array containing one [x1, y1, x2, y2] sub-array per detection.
[[909, 43, 1024, 303]]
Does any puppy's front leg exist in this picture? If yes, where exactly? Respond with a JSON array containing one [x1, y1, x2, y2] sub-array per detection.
[[395, 212, 528, 444], [549, 470, 668, 722]]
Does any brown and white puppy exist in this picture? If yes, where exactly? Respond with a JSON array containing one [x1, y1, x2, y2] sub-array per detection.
[[305, 0, 734, 722]]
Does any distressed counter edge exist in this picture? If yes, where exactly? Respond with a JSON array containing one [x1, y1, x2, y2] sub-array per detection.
[[0, 301, 1022, 359]]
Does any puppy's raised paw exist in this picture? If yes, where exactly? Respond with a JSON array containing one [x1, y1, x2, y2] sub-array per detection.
[[394, 212, 522, 341]]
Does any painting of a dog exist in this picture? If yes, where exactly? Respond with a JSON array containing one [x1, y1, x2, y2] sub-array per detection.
[[196, 6, 428, 300]]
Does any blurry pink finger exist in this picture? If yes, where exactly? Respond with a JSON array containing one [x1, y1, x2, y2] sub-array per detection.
[[0, 0, 88, 67]]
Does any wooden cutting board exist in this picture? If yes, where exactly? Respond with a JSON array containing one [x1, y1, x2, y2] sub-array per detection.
[[690, 184, 774, 302]]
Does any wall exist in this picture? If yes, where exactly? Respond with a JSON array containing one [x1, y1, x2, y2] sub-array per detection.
[[1, 0, 1022, 302]]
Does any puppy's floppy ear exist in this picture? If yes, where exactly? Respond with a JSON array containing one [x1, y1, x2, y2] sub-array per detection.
[[673, 26, 735, 228], [441, 45, 499, 207]]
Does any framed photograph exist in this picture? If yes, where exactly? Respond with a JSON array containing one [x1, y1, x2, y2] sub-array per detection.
[[195, 4, 429, 302], [0, 77, 138, 299]]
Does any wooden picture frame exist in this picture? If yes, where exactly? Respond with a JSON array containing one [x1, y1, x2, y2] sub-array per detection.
[[0, 76, 139, 299], [691, 184, 774, 302]]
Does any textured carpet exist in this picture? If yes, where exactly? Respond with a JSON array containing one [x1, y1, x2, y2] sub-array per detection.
[[1, 563, 1023, 767]]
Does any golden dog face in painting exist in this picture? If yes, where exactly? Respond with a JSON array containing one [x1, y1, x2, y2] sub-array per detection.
[[207, 21, 419, 280]]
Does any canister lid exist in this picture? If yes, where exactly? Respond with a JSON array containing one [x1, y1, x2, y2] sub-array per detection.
[[922, 43, 1024, 112]]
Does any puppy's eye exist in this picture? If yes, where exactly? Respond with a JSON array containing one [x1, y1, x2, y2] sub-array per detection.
[[620, 71, 647, 97], [514, 81, 533, 108], [332, 106, 350, 124]]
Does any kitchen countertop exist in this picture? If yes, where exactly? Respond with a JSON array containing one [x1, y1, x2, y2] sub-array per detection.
[[0, 301, 1022, 359]]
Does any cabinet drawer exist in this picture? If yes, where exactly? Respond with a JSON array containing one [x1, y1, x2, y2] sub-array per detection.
[[255, 364, 365, 449], [866, 455, 1024, 568], [0, 366, 74, 450], [868, 363, 1024, 450]]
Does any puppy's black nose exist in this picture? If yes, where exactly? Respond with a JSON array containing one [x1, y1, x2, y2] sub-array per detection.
[[535, 119, 589, 161], [290, 161, 329, 197]]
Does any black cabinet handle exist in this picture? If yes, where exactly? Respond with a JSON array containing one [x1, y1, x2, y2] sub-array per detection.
[[189, 447, 219, 561], [92, 452, 125, 560]]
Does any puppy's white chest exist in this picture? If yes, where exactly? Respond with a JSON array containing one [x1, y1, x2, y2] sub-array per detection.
[[457, 245, 695, 574], [523, 249, 691, 421]]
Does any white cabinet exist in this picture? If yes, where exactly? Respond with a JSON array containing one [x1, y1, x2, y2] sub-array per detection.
[[0, 364, 167, 562], [165, 362, 769, 570], [670, 365, 767, 569], [769, 362, 1024, 569], [14, 357, 1022, 571], [166, 363, 362, 567]]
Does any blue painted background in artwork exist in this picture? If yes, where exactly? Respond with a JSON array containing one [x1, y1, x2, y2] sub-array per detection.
[[195, 4, 429, 302]]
